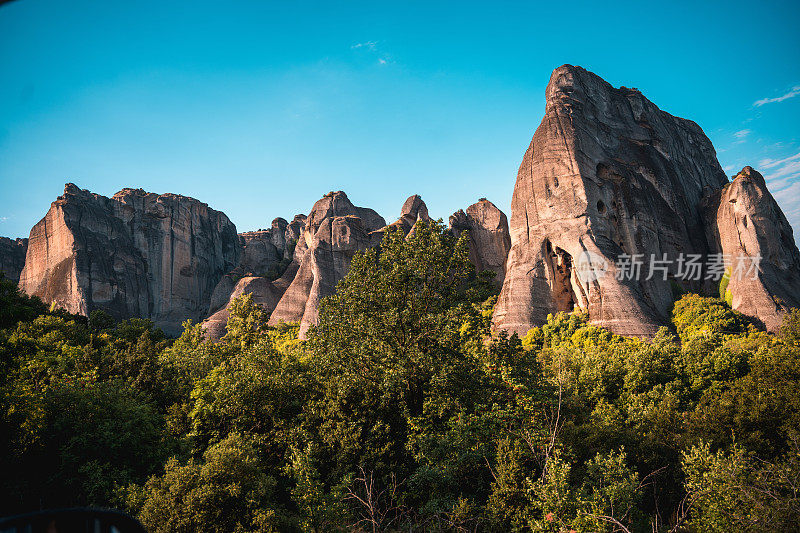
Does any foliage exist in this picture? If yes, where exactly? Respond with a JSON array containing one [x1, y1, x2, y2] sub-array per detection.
[[0, 275, 47, 330], [1, 227, 799, 531], [682, 439, 800, 532], [129, 433, 287, 532]]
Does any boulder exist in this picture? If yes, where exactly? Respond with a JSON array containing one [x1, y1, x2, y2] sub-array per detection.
[[19, 184, 240, 334]]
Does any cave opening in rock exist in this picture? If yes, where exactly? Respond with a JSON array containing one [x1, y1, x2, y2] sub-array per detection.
[[546, 240, 579, 313]]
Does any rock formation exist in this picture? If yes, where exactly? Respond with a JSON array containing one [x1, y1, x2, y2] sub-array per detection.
[[203, 215, 307, 340], [0, 237, 28, 283], [12, 67, 800, 340], [450, 199, 511, 286], [203, 276, 288, 340], [493, 64, 732, 338], [703, 166, 800, 332], [285, 215, 307, 259], [206, 191, 439, 341], [19, 184, 240, 334], [385, 194, 431, 235], [268, 191, 386, 337]]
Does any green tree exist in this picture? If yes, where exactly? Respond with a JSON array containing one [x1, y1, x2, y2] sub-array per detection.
[[130, 433, 287, 533], [682, 440, 800, 532], [0, 376, 164, 513]]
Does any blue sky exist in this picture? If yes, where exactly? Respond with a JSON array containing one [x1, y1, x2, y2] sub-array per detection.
[[1, 0, 799, 243]]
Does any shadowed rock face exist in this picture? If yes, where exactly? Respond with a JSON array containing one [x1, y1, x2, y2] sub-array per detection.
[[239, 230, 281, 276], [268, 191, 386, 337], [285, 215, 307, 259], [0, 237, 28, 283], [203, 214, 307, 340], [703, 167, 800, 332], [203, 276, 286, 340], [19, 184, 240, 334], [494, 65, 730, 338], [450, 199, 511, 286]]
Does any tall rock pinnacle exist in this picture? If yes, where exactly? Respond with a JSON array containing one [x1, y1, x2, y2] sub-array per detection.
[[268, 191, 386, 337], [703, 166, 800, 331], [493, 65, 732, 338]]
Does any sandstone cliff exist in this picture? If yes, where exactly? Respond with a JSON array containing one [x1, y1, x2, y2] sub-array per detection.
[[203, 214, 307, 340], [203, 276, 287, 340], [268, 191, 386, 337], [19, 184, 240, 334], [703, 167, 800, 332], [450, 199, 511, 286], [0, 237, 28, 283], [493, 65, 730, 338]]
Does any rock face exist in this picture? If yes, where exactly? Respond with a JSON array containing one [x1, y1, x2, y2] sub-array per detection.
[[703, 167, 800, 332], [268, 191, 386, 337], [494, 65, 730, 338], [203, 276, 287, 340], [19, 184, 240, 334], [386, 194, 431, 234], [0, 237, 28, 283], [450, 199, 511, 286], [285, 215, 307, 259], [203, 214, 307, 340], [238, 230, 281, 276]]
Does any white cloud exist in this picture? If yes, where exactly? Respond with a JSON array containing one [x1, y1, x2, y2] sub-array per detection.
[[766, 173, 800, 192], [351, 41, 377, 51], [768, 160, 800, 180], [734, 129, 751, 139], [0, 217, 8, 222], [759, 151, 800, 170], [351, 40, 391, 65], [773, 181, 800, 205], [723, 164, 735, 172], [754, 85, 800, 107]]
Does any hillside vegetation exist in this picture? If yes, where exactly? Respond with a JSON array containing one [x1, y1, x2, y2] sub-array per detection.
[[1, 221, 799, 532]]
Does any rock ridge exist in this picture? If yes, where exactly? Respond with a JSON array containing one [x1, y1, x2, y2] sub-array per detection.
[[19, 183, 240, 334]]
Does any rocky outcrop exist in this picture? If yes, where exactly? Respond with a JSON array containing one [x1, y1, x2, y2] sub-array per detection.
[[203, 214, 308, 340], [493, 65, 730, 338], [203, 276, 287, 340], [268, 191, 386, 337], [450, 199, 511, 286], [238, 230, 281, 276], [384, 194, 430, 235], [0, 237, 28, 283], [703, 167, 800, 332], [15, 67, 799, 340], [19, 184, 240, 334], [285, 215, 307, 259]]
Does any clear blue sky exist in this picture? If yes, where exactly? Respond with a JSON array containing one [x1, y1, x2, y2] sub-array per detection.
[[1, 0, 799, 242]]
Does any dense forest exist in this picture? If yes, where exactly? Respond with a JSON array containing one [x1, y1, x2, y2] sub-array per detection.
[[1, 221, 799, 532]]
